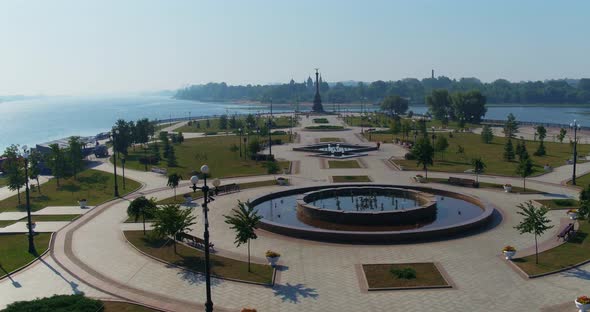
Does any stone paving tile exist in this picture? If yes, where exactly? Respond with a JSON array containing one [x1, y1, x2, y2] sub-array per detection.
[[0, 212, 27, 221], [32, 206, 92, 215], [0, 221, 70, 233]]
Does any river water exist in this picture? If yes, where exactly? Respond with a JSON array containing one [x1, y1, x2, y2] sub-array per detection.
[[0, 95, 589, 151]]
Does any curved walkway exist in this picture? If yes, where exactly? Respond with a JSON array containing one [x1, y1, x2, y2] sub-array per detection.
[[2, 114, 589, 312]]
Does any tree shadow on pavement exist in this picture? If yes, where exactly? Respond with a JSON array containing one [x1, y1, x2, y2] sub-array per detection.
[[560, 267, 590, 280], [0, 264, 21, 288], [272, 283, 318, 303], [174, 268, 223, 287]]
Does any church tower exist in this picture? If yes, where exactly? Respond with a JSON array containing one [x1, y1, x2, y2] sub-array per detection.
[[312, 68, 324, 113]]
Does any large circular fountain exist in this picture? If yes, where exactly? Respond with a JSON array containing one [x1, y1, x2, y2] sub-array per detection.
[[251, 184, 496, 243]]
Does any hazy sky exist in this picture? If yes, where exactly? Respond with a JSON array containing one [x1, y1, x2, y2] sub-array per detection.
[[1, 0, 589, 95]]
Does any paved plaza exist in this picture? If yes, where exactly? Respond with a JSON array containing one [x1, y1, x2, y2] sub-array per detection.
[[1, 114, 590, 311]]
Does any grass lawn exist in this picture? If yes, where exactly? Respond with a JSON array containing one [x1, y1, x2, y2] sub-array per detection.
[[0, 176, 7, 187], [176, 116, 297, 133], [102, 301, 161, 312], [535, 199, 579, 210], [332, 175, 371, 183], [313, 118, 329, 124], [0, 169, 140, 213], [362, 263, 449, 289], [115, 135, 290, 179], [305, 125, 345, 130], [395, 132, 590, 177], [0, 215, 79, 228], [0, 233, 51, 278], [154, 122, 181, 132], [327, 160, 361, 169], [319, 137, 342, 142], [568, 172, 590, 189], [124, 231, 274, 284], [344, 115, 479, 130], [513, 221, 590, 276], [425, 177, 545, 194], [154, 179, 281, 206]]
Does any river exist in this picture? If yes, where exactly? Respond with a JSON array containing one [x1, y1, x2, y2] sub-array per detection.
[[0, 95, 589, 151]]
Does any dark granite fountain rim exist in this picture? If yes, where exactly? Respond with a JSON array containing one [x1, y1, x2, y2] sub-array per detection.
[[250, 183, 496, 243]]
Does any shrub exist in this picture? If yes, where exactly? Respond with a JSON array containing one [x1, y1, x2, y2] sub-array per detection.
[[265, 250, 281, 257], [3, 294, 102, 312], [313, 118, 329, 124], [272, 130, 287, 135], [502, 245, 516, 252], [390, 267, 416, 279], [404, 152, 415, 160], [553, 199, 577, 207], [264, 161, 280, 174]]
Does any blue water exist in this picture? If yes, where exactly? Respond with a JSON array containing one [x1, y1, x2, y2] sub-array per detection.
[[1, 94, 589, 152]]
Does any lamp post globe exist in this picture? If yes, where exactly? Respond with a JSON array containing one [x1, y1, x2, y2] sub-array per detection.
[[200, 164, 210, 175], [190, 175, 199, 186]]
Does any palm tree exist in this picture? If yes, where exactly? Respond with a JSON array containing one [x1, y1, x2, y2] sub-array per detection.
[[127, 196, 157, 235], [472, 157, 486, 183], [224, 201, 262, 272], [514, 201, 553, 264], [167, 173, 182, 200], [152, 204, 196, 253]]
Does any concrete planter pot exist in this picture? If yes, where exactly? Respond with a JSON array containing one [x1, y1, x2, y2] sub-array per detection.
[[277, 178, 288, 186], [575, 300, 590, 312], [78, 200, 87, 208], [569, 212, 578, 220], [503, 185, 512, 193], [266, 256, 280, 267], [503, 250, 516, 260]]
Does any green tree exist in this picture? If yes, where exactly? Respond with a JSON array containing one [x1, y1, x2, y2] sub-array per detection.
[[219, 114, 228, 130], [152, 204, 196, 253], [245, 114, 256, 128], [248, 139, 262, 156], [224, 200, 262, 272], [534, 125, 547, 156], [518, 141, 528, 161], [472, 157, 486, 183], [503, 139, 515, 161], [503, 113, 518, 138], [166, 145, 178, 167], [514, 201, 553, 264], [390, 117, 401, 134], [229, 114, 237, 129], [2, 145, 25, 204], [127, 196, 157, 235], [380, 95, 409, 116], [516, 154, 533, 191], [167, 173, 182, 199], [28, 149, 43, 194], [557, 128, 567, 143], [481, 125, 494, 144], [411, 138, 434, 178], [434, 135, 449, 160], [68, 136, 84, 180], [46, 143, 67, 187], [426, 89, 452, 121]]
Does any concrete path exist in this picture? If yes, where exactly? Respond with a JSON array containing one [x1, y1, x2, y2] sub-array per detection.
[[2, 114, 588, 311], [1, 221, 70, 233], [32, 206, 93, 215]]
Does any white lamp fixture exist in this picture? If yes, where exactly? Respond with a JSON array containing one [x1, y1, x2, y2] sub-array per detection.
[[200, 164, 210, 174]]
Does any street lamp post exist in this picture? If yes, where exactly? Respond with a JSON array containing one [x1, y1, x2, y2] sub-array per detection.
[[112, 129, 120, 197], [238, 128, 243, 158], [22, 146, 36, 254], [268, 99, 273, 158], [431, 127, 436, 146], [189, 165, 217, 312], [570, 120, 581, 185]]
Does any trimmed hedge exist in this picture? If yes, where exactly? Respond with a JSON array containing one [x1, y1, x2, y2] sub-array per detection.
[[3, 294, 103, 312]]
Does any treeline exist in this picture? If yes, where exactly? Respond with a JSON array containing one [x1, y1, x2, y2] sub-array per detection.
[[175, 77, 590, 105], [1, 137, 86, 204]]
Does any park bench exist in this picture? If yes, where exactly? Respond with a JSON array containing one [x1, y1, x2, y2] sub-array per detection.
[[215, 183, 240, 195], [151, 167, 168, 175], [448, 177, 478, 187], [557, 223, 575, 241], [176, 232, 215, 250]]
